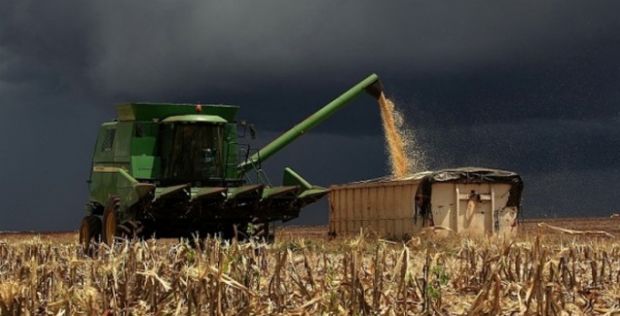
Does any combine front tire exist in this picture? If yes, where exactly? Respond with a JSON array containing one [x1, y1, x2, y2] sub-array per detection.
[[102, 203, 119, 245], [79, 215, 101, 248]]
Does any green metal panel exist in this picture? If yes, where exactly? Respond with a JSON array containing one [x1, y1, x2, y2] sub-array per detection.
[[115, 169, 146, 221], [89, 167, 130, 206], [131, 156, 160, 179], [131, 137, 157, 156], [155, 184, 189, 200], [113, 122, 133, 164], [90, 120, 152, 210], [117, 103, 238, 122], [88, 167, 151, 220], [134, 122, 159, 137], [129, 121, 159, 179], [190, 187, 227, 201], [88, 169, 109, 204], [93, 123, 117, 163]]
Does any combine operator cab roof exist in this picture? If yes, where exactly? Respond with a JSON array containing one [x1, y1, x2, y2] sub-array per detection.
[[162, 115, 228, 124], [116, 102, 239, 122]]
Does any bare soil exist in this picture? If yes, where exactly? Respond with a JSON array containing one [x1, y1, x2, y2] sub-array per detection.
[[277, 216, 620, 239], [2, 217, 619, 241]]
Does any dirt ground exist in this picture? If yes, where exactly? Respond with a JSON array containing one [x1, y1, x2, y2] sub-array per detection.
[[4, 217, 617, 242], [276, 216, 620, 240], [519, 216, 620, 235], [1, 216, 620, 314]]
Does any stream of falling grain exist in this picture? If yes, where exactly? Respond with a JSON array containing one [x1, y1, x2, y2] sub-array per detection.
[[377, 92, 425, 177]]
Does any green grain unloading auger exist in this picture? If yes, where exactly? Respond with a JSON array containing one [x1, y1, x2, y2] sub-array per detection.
[[80, 74, 383, 245]]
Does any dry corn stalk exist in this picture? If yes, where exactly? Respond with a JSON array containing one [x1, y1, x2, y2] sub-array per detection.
[[0, 233, 620, 314]]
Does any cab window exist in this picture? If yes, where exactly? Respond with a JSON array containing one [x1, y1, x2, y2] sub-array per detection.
[[101, 129, 115, 152]]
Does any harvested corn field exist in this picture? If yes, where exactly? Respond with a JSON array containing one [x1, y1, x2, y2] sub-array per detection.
[[2, 229, 620, 315]]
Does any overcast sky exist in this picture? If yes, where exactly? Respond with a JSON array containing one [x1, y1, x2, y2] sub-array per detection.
[[1, 1, 619, 230]]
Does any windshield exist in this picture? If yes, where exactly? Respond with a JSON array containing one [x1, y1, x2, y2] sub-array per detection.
[[159, 122, 224, 184]]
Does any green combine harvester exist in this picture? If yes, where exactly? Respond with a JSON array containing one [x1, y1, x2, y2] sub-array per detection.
[[80, 74, 383, 245]]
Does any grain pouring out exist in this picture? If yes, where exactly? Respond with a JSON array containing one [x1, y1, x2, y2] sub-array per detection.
[[377, 92, 426, 177]]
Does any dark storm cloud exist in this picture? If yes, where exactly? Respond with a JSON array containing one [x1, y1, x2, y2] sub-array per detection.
[[1, 1, 619, 230], [86, 1, 620, 128], [3, 1, 619, 132], [0, 1, 98, 100], [418, 116, 620, 173]]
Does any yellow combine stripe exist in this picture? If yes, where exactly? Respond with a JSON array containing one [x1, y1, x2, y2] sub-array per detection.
[[93, 166, 126, 173]]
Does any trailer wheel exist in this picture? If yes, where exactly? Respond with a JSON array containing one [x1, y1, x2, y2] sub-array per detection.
[[79, 215, 101, 248], [102, 198, 120, 245]]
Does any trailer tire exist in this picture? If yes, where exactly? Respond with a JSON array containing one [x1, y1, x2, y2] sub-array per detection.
[[79, 215, 101, 249], [103, 199, 120, 245]]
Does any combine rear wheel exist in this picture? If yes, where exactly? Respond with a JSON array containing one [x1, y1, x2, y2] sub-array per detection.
[[102, 199, 119, 245], [79, 215, 101, 248]]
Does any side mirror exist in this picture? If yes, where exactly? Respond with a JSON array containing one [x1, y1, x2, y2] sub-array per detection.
[[249, 124, 256, 139], [238, 120, 256, 139], [238, 120, 248, 137]]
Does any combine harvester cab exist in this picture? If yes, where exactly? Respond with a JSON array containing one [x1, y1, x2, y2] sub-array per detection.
[[80, 74, 383, 245]]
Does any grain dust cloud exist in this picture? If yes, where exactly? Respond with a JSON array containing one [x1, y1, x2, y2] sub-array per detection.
[[377, 92, 426, 177]]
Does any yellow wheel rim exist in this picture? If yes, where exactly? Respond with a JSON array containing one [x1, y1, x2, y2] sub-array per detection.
[[104, 211, 116, 245], [79, 220, 90, 245]]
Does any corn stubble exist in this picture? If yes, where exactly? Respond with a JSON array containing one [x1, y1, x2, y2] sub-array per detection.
[[2, 235, 620, 315]]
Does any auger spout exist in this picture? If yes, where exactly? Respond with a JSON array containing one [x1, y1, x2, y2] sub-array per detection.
[[237, 73, 382, 175]]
